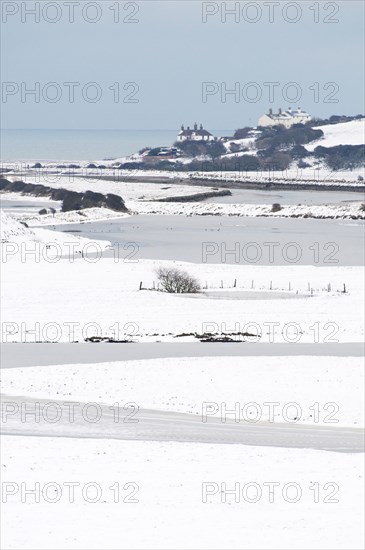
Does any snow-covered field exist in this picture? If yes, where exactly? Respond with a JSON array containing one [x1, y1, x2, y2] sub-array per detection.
[[2, 355, 363, 427], [1, 244, 364, 343], [2, 435, 363, 550]]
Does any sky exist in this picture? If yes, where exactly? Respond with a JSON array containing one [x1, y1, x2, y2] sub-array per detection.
[[1, 0, 364, 130]]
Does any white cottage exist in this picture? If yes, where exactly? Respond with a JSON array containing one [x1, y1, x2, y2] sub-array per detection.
[[177, 123, 215, 142], [258, 107, 312, 128]]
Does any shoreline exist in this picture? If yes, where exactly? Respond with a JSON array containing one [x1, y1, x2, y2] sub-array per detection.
[[69, 173, 365, 192]]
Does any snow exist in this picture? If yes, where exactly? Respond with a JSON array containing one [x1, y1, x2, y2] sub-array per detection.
[[1, 117, 364, 549], [0, 210, 35, 241], [1, 435, 364, 550], [1, 174, 216, 201], [1, 356, 363, 427], [3, 164, 364, 186], [127, 200, 364, 219], [0, 210, 111, 253], [16, 206, 129, 226], [305, 119, 365, 152], [9, 200, 364, 225], [1, 253, 364, 344]]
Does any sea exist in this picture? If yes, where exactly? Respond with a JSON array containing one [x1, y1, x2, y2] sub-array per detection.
[[0, 129, 233, 163]]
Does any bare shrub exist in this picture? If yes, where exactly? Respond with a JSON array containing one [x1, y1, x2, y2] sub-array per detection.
[[271, 203, 282, 212], [156, 267, 201, 294]]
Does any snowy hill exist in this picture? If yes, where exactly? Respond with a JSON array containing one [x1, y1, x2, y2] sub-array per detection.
[[306, 119, 365, 151], [0, 210, 110, 260], [0, 210, 36, 241]]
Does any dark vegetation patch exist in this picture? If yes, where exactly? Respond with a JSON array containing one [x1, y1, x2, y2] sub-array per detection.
[[0, 179, 128, 213]]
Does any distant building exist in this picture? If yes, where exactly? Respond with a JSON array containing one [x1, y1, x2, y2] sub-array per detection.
[[177, 123, 214, 142], [258, 107, 312, 129]]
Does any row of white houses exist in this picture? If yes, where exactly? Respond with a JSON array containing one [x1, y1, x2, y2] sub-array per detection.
[[176, 109, 312, 142]]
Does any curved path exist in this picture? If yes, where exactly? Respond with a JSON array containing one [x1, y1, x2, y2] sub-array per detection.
[[2, 395, 364, 454]]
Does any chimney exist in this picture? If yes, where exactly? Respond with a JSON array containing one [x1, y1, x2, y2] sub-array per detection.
[[194, 122, 198, 131], [278, 108, 282, 115], [187, 126, 190, 131], [200, 123, 203, 130], [287, 107, 292, 112], [297, 106, 301, 112], [181, 124, 184, 131], [269, 108, 273, 115]]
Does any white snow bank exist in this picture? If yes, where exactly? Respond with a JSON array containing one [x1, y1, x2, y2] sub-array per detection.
[[1, 356, 363, 427], [0, 211, 111, 256], [128, 200, 365, 219], [16, 206, 130, 226], [0, 210, 36, 241], [306, 119, 365, 151]]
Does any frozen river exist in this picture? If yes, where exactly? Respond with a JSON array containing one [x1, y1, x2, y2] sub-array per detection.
[[56, 214, 364, 266]]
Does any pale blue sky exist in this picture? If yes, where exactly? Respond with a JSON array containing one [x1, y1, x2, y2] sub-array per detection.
[[1, 0, 364, 129]]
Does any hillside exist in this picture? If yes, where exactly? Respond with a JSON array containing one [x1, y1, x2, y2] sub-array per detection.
[[306, 119, 365, 151], [0, 210, 35, 241]]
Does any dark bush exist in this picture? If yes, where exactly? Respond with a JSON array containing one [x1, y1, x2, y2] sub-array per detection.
[[31, 185, 52, 196], [62, 191, 83, 212], [50, 188, 69, 201], [118, 162, 142, 169], [314, 144, 365, 169], [5, 181, 26, 192], [105, 194, 128, 212], [82, 190, 106, 209], [256, 126, 323, 150], [0, 178, 11, 190], [271, 203, 282, 212], [291, 145, 310, 159], [298, 160, 311, 169], [233, 127, 253, 139], [261, 152, 292, 171]]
